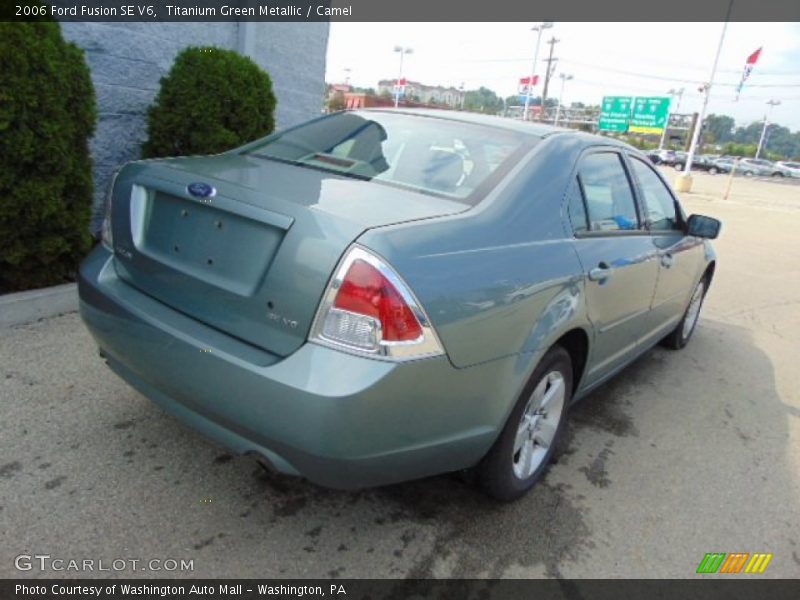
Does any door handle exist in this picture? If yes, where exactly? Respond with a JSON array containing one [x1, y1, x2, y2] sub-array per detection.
[[661, 253, 674, 268], [588, 263, 613, 282]]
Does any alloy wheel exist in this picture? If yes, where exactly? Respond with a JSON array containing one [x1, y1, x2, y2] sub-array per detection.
[[682, 280, 705, 341], [512, 371, 566, 480]]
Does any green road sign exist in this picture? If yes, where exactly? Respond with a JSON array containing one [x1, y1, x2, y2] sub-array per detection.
[[629, 96, 671, 134], [598, 96, 632, 132]]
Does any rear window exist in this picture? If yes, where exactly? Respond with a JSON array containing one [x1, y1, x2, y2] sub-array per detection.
[[246, 111, 533, 203]]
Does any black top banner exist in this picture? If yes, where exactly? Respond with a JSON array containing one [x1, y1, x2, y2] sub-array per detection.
[[3, 0, 800, 22]]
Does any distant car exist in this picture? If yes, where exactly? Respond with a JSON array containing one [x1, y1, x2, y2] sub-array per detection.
[[712, 157, 738, 172], [738, 158, 784, 177], [78, 109, 721, 500], [695, 155, 730, 175], [775, 161, 800, 178], [647, 149, 677, 165], [671, 152, 727, 174]]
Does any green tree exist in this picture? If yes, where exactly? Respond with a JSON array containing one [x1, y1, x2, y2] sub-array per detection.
[[327, 92, 346, 112], [463, 87, 504, 114], [0, 18, 97, 292], [143, 47, 276, 158], [704, 114, 735, 143]]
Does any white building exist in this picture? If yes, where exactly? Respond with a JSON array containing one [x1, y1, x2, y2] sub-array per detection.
[[377, 79, 464, 107]]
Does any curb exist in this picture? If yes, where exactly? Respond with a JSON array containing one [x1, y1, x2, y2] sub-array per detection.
[[0, 283, 78, 328]]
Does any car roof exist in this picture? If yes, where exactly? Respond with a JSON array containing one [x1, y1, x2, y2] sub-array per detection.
[[354, 107, 573, 139]]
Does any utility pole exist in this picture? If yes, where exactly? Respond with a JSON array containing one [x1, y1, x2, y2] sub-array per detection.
[[541, 37, 560, 111], [523, 22, 553, 121], [756, 99, 781, 158], [675, 0, 733, 193]]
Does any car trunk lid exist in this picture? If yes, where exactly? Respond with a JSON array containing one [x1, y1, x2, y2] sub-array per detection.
[[109, 155, 467, 357]]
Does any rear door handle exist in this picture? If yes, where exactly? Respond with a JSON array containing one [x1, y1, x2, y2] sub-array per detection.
[[661, 253, 674, 268], [588, 264, 613, 282]]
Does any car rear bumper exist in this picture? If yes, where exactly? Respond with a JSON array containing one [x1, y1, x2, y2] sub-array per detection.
[[78, 246, 516, 489]]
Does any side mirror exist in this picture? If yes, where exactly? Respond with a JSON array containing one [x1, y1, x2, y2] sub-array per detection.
[[687, 214, 721, 239]]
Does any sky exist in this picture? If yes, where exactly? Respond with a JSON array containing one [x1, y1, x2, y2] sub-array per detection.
[[325, 22, 800, 131]]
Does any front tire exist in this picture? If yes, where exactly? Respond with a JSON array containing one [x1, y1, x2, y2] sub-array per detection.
[[662, 277, 707, 350], [478, 346, 572, 501], [709, 166, 719, 175]]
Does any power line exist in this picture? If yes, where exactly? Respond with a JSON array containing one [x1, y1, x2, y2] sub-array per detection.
[[559, 59, 800, 88], [447, 55, 798, 77], [437, 55, 800, 89]]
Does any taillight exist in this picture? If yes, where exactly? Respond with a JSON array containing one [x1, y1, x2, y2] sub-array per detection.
[[101, 168, 123, 250], [310, 246, 444, 360]]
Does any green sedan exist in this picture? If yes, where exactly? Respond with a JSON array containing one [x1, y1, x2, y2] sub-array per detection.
[[79, 109, 720, 500]]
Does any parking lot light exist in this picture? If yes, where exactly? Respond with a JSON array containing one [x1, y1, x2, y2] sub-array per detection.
[[554, 73, 573, 127], [675, 1, 733, 193], [523, 22, 553, 121], [393, 46, 413, 108], [756, 99, 781, 159]]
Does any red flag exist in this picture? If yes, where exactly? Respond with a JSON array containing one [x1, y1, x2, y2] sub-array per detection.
[[736, 47, 762, 100], [746, 47, 762, 65]]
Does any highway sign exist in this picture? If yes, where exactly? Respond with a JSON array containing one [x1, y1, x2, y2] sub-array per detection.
[[629, 96, 671, 134], [598, 96, 632, 132]]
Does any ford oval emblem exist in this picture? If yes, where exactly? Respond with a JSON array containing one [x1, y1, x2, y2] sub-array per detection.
[[187, 182, 216, 199]]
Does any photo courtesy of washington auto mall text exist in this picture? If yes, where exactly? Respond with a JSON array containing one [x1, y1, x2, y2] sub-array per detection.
[[15, 584, 348, 597]]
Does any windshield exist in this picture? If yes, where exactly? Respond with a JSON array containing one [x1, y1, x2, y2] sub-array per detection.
[[246, 111, 533, 203]]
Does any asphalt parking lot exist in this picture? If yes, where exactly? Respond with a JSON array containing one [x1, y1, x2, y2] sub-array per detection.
[[2, 171, 799, 579]]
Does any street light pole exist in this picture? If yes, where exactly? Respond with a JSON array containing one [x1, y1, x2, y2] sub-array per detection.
[[554, 73, 573, 127], [393, 46, 412, 108], [523, 22, 553, 121], [658, 87, 684, 150], [676, 0, 734, 192], [756, 99, 781, 158]]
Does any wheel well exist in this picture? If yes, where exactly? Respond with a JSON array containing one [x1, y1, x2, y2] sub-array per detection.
[[554, 329, 589, 395]]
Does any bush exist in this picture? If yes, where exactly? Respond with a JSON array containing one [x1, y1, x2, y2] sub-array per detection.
[[0, 19, 96, 292], [721, 143, 758, 158], [143, 47, 277, 158]]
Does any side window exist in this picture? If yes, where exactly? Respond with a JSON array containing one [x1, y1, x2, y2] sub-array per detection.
[[629, 158, 679, 231], [577, 153, 639, 232], [566, 178, 588, 234]]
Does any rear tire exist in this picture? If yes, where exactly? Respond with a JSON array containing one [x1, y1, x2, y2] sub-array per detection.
[[478, 346, 572, 501], [709, 167, 719, 175], [662, 277, 708, 350]]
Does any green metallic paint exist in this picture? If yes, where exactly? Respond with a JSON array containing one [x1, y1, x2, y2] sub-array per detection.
[[78, 110, 716, 488], [80, 246, 531, 489]]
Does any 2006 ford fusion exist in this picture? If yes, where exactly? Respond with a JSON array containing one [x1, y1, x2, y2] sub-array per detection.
[[79, 109, 721, 500]]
